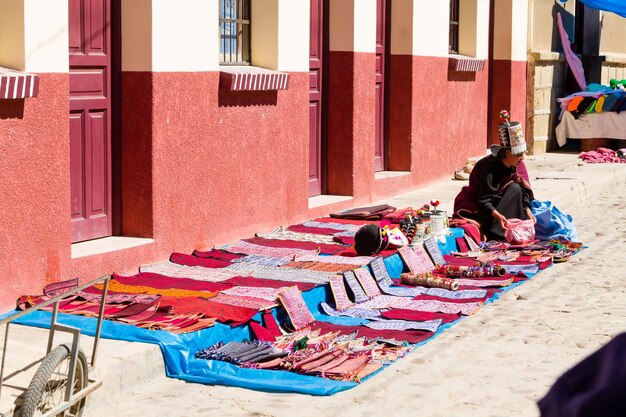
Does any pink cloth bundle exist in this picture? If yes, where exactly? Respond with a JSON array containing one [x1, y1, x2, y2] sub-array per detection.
[[579, 147, 626, 164]]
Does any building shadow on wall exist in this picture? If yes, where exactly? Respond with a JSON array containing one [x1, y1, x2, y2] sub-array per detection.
[[546, 3, 575, 151], [0, 99, 25, 119], [552, 3, 579, 95], [447, 71, 477, 82], [218, 90, 278, 107]]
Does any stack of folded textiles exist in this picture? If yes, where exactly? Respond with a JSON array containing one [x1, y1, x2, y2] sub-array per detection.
[[196, 329, 411, 383]]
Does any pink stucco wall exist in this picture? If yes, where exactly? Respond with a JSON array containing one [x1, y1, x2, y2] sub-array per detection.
[[0, 73, 72, 311]]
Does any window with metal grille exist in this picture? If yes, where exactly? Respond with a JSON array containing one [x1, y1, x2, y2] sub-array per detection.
[[449, 0, 459, 54], [219, 0, 251, 65]]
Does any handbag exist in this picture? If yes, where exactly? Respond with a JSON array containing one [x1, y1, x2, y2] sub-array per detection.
[[504, 218, 536, 245]]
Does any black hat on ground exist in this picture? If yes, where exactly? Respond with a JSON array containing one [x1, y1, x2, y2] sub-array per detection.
[[354, 224, 385, 255]]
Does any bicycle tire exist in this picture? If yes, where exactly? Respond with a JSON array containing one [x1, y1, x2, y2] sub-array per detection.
[[16, 344, 88, 417]]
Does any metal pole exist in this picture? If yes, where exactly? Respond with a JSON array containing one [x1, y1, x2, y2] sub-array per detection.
[[46, 301, 59, 355], [0, 323, 10, 399], [91, 275, 110, 368], [64, 329, 81, 404]]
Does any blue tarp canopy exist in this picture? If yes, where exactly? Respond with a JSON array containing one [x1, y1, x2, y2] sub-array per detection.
[[578, 0, 626, 18]]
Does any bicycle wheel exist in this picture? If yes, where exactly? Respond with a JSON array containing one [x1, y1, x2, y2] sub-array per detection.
[[16, 344, 88, 417]]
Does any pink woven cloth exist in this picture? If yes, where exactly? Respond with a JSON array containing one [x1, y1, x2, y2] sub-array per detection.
[[557, 12, 586, 91], [579, 147, 626, 163]]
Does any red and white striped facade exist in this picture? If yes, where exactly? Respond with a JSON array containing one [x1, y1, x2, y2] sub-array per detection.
[[449, 57, 486, 72], [0, 67, 39, 99], [0, 0, 570, 311], [219, 67, 290, 91]]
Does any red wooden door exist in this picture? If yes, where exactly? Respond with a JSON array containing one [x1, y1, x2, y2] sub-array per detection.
[[69, 0, 112, 242], [309, 0, 325, 197], [374, 0, 388, 172]]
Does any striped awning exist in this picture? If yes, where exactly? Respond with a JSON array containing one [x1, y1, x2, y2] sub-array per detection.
[[448, 56, 486, 72], [219, 66, 289, 91], [0, 67, 40, 99]]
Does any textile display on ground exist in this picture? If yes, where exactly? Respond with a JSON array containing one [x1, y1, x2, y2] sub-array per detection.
[[578, 147, 626, 164], [4, 208, 583, 395]]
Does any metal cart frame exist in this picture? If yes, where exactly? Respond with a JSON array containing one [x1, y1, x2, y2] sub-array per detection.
[[0, 274, 111, 417]]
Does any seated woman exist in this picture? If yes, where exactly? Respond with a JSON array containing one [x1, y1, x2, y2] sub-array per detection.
[[453, 122, 536, 241]]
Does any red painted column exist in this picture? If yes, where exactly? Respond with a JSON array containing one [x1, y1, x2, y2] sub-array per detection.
[[121, 72, 154, 238], [490, 60, 527, 145], [326, 51, 355, 196], [387, 54, 413, 171]]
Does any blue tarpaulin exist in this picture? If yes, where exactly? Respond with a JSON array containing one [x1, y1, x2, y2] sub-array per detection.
[[578, 0, 626, 18], [0, 228, 541, 396]]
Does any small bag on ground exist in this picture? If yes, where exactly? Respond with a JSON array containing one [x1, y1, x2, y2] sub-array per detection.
[[504, 218, 535, 245]]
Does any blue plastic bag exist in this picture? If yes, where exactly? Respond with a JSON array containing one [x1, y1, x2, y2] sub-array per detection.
[[531, 200, 578, 241]]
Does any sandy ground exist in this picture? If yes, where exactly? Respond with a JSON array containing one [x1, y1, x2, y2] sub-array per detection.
[[83, 188, 626, 417]]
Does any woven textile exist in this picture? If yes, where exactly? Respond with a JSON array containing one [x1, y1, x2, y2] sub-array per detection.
[[282, 261, 357, 273], [381, 308, 461, 325], [170, 252, 232, 268], [44, 278, 79, 297], [369, 257, 426, 297], [329, 274, 354, 311], [343, 270, 369, 303], [212, 293, 277, 310], [353, 362, 383, 381], [192, 249, 246, 261], [224, 263, 331, 284], [140, 261, 239, 282], [424, 288, 488, 299], [278, 286, 316, 330], [310, 321, 433, 344], [308, 353, 352, 376], [110, 302, 156, 319], [221, 286, 280, 301], [502, 264, 540, 275], [293, 254, 373, 266], [357, 295, 409, 309], [398, 246, 435, 274], [323, 355, 370, 381], [320, 302, 382, 320], [95, 280, 219, 299], [223, 276, 317, 292], [301, 220, 362, 233], [246, 236, 346, 255], [105, 303, 169, 323], [287, 224, 346, 235], [255, 228, 339, 245], [159, 296, 257, 326], [231, 254, 291, 267], [369, 257, 391, 282], [455, 277, 514, 287], [399, 299, 482, 315], [113, 272, 233, 292], [365, 318, 442, 332], [77, 290, 161, 305], [295, 349, 344, 372], [165, 318, 216, 334], [249, 321, 276, 342], [353, 268, 382, 298], [223, 240, 319, 258], [378, 278, 425, 297]]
